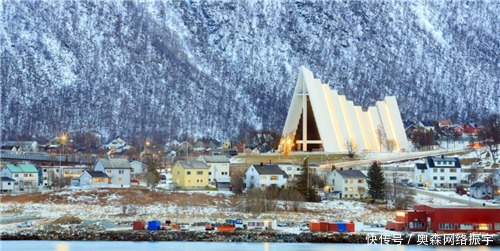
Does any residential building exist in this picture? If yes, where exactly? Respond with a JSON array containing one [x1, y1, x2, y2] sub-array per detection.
[[276, 163, 303, 181], [40, 165, 89, 187], [418, 121, 435, 131], [326, 169, 368, 199], [1, 141, 39, 152], [103, 136, 131, 153], [0, 177, 15, 194], [244, 164, 288, 189], [130, 160, 148, 178], [197, 155, 230, 184], [464, 123, 482, 135], [94, 158, 132, 188], [171, 161, 209, 190], [79, 171, 109, 188], [0, 163, 39, 192], [469, 182, 493, 199], [414, 156, 462, 188]]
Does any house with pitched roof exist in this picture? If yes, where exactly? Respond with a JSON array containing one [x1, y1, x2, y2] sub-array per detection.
[[327, 169, 368, 199], [129, 160, 148, 178], [79, 171, 109, 188], [197, 155, 230, 185], [414, 156, 462, 188], [0, 163, 39, 192], [1, 141, 39, 152], [94, 158, 132, 188], [245, 163, 288, 189], [171, 161, 209, 190], [102, 136, 131, 153], [469, 182, 493, 199], [0, 177, 16, 194]]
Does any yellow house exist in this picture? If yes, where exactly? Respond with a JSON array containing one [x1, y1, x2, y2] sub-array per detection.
[[171, 161, 209, 190]]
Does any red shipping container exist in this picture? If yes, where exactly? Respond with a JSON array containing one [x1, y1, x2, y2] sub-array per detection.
[[309, 222, 320, 232], [133, 220, 146, 230], [319, 221, 329, 232], [345, 223, 355, 232], [328, 222, 338, 232]]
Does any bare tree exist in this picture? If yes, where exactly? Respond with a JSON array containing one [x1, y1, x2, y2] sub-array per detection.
[[384, 139, 396, 152], [230, 170, 246, 195], [376, 126, 387, 152], [345, 139, 358, 158]]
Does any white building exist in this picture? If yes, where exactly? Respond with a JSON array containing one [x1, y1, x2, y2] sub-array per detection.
[[245, 164, 288, 189], [79, 171, 109, 189], [103, 136, 131, 153], [0, 163, 39, 193], [0, 177, 15, 194], [279, 66, 409, 153], [94, 158, 132, 188], [414, 156, 462, 188], [327, 169, 368, 199], [1, 141, 39, 152], [276, 163, 303, 181], [197, 155, 230, 184], [130, 160, 148, 178]]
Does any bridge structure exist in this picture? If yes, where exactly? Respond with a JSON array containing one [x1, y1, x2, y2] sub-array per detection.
[[0, 150, 97, 165]]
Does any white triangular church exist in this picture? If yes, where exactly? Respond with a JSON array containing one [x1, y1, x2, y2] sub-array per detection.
[[279, 66, 409, 153]]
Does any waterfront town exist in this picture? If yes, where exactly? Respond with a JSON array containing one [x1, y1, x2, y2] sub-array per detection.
[[1, 68, 499, 244]]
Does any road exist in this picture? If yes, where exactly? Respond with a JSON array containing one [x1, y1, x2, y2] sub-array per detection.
[[331, 149, 468, 168], [412, 189, 488, 207]]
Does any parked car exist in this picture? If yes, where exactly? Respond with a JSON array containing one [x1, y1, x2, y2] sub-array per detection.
[[17, 221, 33, 228]]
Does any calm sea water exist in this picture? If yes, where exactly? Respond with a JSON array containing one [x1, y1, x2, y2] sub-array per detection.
[[0, 241, 494, 251]]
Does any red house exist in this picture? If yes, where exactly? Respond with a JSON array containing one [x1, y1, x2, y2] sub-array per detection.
[[464, 123, 482, 135], [389, 205, 500, 234]]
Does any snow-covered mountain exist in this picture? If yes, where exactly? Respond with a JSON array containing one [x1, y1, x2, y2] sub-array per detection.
[[1, 0, 498, 142]]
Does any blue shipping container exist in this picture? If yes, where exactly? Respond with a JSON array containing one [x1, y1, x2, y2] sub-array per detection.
[[148, 220, 161, 231], [337, 222, 346, 232]]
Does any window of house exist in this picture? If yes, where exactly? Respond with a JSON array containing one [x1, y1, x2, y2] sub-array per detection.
[[7, 182, 11, 185], [440, 168, 445, 172], [349, 179, 353, 184], [437, 161, 441, 165], [433, 169, 437, 173], [187, 179, 191, 183], [270, 176, 278, 180], [358, 179, 363, 183], [421, 170, 425, 173], [209, 178, 211, 181], [349, 194, 353, 198], [287, 167, 292, 171], [56, 169, 59, 172], [495, 223, 500, 230], [344, 179, 348, 184], [15, 174, 19, 177], [43, 169, 47, 172], [200, 179, 203, 183], [344, 187, 348, 192], [24, 174, 28, 177], [297, 168, 300, 171], [458, 224, 473, 230], [349, 187, 353, 192], [187, 171, 191, 175], [450, 176, 457, 180], [197, 171, 203, 175], [440, 176, 445, 180], [410, 221, 424, 229], [176, 171, 180, 175], [209, 172, 212, 175], [106, 170, 112, 174], [439, 223, 455, 230], [118, 178, 122, 182], [476, 224, 492, 230], [119, 170, 124, 174], [260, 176, 266, 180], [433, 176, 437, 180]]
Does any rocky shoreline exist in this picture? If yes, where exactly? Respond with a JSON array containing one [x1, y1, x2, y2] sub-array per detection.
[[1, 230, 499, 246]]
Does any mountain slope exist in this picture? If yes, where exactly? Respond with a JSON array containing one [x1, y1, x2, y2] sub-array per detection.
[[1, 0, 498, 142]]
